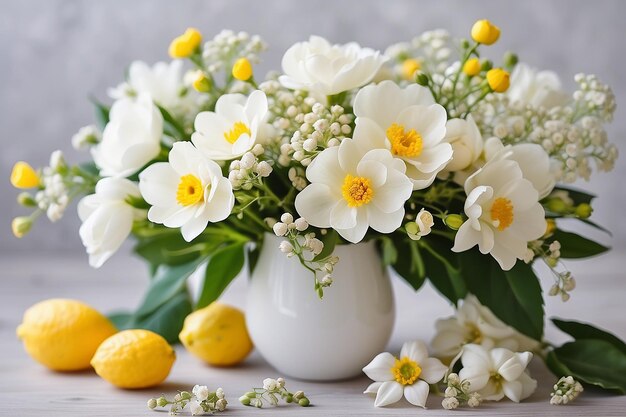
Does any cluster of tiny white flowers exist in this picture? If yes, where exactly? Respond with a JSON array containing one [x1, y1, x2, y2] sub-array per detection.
[[385, 29, 453, 78], [442, 373, 482, 410], [239, 377, 310, 408], [148, 385, 227, 415], [35, 151, 71, 222], [202, 30, 267, 75], [71, 124, 101, 150], [550, 376, 583, 405], [548, 270, 576, 302], [476, 74, 618, 183], [228, 145, 272, 190]]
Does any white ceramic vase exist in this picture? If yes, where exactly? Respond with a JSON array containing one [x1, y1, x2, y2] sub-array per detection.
[[246, 233, 395, 381]]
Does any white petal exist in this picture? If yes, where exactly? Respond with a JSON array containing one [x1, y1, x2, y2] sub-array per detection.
[[364, 381, 383, 395], [180, 211, 209, 242], [169, 141, 206, 175], [338, 138, 363, 173], [371, 167, 412, 213], [374, 381, 403, 407], [352, 117, 389, 154], [404, 380, 429, 408], [139, 163, 178, 207], [400, 340, 429, 364], [336, 208, 369, 243], [518, 372, 538, 401], [330, 201, 358, 230], [362, 352, 395, 382], [502, 380, 523, 403], [357, 159, 387, 188], [244, 90, 268, 123], [418, 357, 447, 384], [294, 183, 337, 228], [366, 205, 404, 234], [204, 177, 235, 222], [305, 146, 344, 188]]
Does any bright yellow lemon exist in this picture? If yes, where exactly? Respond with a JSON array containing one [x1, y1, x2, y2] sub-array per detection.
[[16, 299, 117, 371]]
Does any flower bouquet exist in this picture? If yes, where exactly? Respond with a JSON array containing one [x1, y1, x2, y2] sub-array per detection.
[[11, 19, 626, 402]]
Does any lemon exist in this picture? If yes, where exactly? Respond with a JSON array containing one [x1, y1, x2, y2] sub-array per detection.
[[91, 329, 175, 389], [179, 302, 253, 366], [16, 298, 117, 371]]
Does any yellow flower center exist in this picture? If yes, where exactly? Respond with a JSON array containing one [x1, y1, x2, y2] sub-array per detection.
[[341, 175, 374, 207], [224, 121, 251, 144], [401, 58, 421, 80], [391, 356, 421, 386], [386, 123, 423, 158], [466, 324, 483, 344], [176, 174, 204, 206], [490, 197, 514, 231]]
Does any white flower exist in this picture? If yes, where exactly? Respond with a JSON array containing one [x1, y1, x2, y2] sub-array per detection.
[[295, 138, 413, 243], [109, 60, 195, 114], [139, 142, 234, 242], [192, 385, 210, 402], [363, 340, 447, 407], [459, 344, 537, 402], [507, 63, 569, 109], [442, 115, 484, 172], [431, 295, 539, 359], [189, 400, 204, 416], [279, 36, 387, 96], [72, 124, 101, 150], [484, 137, 556, 199], [92, 94, 163, 177], [353, 81, 452, 190], [407, 208, 434, 240], [78, 177, 143, 268], [192, 90, 268, 160], [263, 378, 278, 391], [452, 157, 546, 270]]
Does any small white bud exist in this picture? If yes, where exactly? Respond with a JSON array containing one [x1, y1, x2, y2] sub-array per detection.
[[303, 138, 318, 152], [273, 222, 288, 236], [301, 157, 312, 166], [240, 152, 256, 169], [294, 217, 309, 231], [216, 398, 227, 411], [280, 213, 294, 224], [327, 138, 340, 147], [263, 378, 278, 391], [252, 144, 265, 156], [277, 377, 286, 388], [256, 161, 273, 177], [279, 240, 294, 254]]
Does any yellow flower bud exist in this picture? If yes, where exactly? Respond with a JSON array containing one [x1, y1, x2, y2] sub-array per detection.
[[168, 28, 202, 59], [486, 68, 510, 93], [471, 19, 501, 45], [401, 58, 421, 80], [11, 161, 39, 189], [232, 57, 253, 81], [12, 216, 32, 238], [445, 214, 465, 231], [575, 203, 593, 219], [192, 72, 211, 92], [463, 58, 481, 77], [544, 218, 556, 237]]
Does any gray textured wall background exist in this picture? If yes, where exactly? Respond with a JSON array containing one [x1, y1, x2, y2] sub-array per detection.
[[2, 0, 625, 256]]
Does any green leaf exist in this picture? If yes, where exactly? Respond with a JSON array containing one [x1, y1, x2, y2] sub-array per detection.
[[312, 230, 339, 261], [247, 244, 261, 275], [420, 238, 466, 303], [380, 237, 398, 267], [552, 230, 609, 259], [547, 340, 626, 393], [134, 233, 210, 267], [156, 104, 186, 138], [552, 319, 626, 354], [391, 239, 426, 291], [579, 218, 612, 236], [107, 311, 133, 329], [197, 243, 245, 309], [135, 261, 202, 317], [89, 97, 110, 129], [460, 252, 544, 340], [133, 292, 192, 344]]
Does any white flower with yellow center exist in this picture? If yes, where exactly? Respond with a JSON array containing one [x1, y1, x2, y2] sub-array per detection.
[[279, 36, 387, 96], [432, 295, 539, 359], [138, 142, 234, 242], [294, 138, 412, 243], [363, 340, 447, 407], [452, 157, 546, 270], [191, 90, 268, 161], [353, 81, 452, 190], [458, 344, 537, 402]]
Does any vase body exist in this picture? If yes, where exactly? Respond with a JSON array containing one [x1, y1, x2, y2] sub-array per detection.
[[247, 233, 395, 381]]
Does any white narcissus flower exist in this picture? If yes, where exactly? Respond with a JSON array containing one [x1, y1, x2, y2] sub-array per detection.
[[92, 94, 163, 177], [78, 177, 144, 268], [442, 115, 484, 173], [459, 344, 537, 402], [139, 142, 234, 242], [279, 36, 387, 96], [353, 81, 452, 190], [294, 138, 413, 243], [452, 156, 546, 270], [484, 137, 556, 199], [363, 340, 447, 407], [192, 90, 268, 161], [507, 63, 569, 109], [431, 295, 539, 359]]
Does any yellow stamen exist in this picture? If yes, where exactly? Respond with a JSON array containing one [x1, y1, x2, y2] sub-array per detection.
[[466, 324, 483, 344], [341, 175, 374, 207], [386, 123, 423, 158], [490, 197, 514, 231], [391, 356, 421, 386], [224, 121, 251, 144], [401, 58, 421, 80], [176, 174, 204, 206]]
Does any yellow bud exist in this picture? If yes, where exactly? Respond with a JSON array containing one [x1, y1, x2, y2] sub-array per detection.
[[445, 214, 465, 231], [471, 19, 501, 45], [575, 203, 593, 219], [401, 58, 421, 80], [232, 58, 253, 81], [544, 218, 556, 237], [12, 216, 32, 238], [11, 162, 39, 189], [463, 58, 481, 77], [486, 68, 510, 93], [168, 28, 202, 59], [192, 72, 211, 92]]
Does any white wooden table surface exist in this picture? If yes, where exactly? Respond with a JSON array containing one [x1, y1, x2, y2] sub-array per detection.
[[1, 251, 625, 416]]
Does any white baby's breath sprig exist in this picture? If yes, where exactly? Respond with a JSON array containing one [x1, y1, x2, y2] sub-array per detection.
[[148, 385, 227, 415], [550, 376, 583, 405], [441, 373, 482, 410], [239, 377, 310, 408]]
